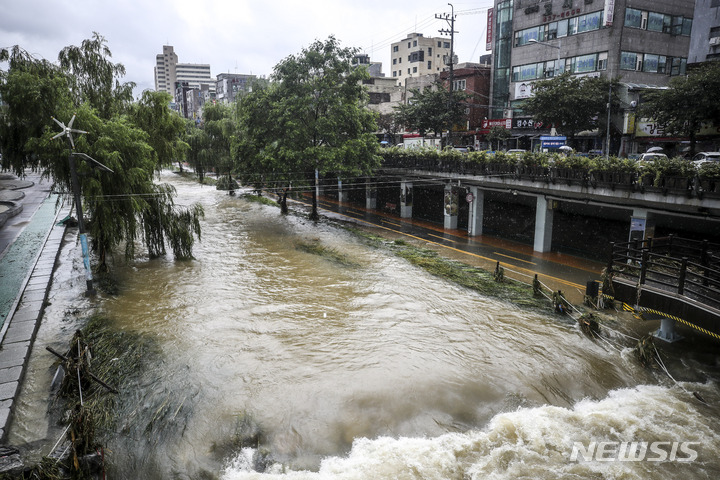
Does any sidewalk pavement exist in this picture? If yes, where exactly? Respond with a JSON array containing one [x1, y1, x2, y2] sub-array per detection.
[[0, 171, 71, 441]]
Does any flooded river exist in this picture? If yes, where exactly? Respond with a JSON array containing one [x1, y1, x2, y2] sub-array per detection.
[[9, 172, 720, 479]]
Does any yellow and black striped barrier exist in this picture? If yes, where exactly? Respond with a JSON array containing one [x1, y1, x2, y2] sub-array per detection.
[[604, 294, 720, 341]]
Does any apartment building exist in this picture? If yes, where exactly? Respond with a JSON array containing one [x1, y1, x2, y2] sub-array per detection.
[[154, 45, 214, 95], [390, 33, 453, 86]]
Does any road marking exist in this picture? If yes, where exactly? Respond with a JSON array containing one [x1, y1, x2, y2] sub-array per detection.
[[493, 252, 537, 265], [320, 207, 586, 291], [428, 233, 456, 243]]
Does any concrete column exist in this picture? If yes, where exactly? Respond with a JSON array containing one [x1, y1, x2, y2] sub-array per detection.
[[655, 317, 683, 343], [533, 196, 554, 253], [400, 180, 413, 219], [366, 179, 377, 210], [444, 184, 458, 230], [468, 187, 484, 237], [629, 208, 651, 242], [337, 178, 348, 203]]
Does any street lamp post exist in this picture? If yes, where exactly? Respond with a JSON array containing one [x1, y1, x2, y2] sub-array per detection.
[[528, 38, 561, 75]]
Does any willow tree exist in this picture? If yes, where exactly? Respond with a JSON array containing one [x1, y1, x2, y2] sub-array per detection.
[[0, 46, 73, 173], [1, 36, 203, 272], [240, 36, 380, 220], [129, 90, 188, 170], [58, 31, 134, 119]]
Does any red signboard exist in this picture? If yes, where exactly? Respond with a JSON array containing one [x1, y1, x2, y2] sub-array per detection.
[[486, 8, 494, 51]]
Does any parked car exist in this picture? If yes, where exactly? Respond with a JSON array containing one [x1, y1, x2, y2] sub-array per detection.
[[637, 152, 668, 164], [506, 149, 527, 156], [692, 152, 720, 166]]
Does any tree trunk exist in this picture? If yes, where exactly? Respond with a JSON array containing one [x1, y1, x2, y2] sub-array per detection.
[[280, 188, 289, 214], [310, 170, 319, 221]]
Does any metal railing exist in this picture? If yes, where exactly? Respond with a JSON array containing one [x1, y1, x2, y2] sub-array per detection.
[[609, 236, 720, 310]]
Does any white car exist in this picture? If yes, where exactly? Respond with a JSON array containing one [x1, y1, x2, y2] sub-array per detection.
[[637, 152, 668, 163], [692, 152, 720, 166]]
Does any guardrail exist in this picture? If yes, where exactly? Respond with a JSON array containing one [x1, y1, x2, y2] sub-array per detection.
[[608, 236, 720, 311], [380, 157, 720, 198]]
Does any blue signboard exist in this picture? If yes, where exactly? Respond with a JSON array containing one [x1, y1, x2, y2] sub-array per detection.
[[540, 136, 567, 148]]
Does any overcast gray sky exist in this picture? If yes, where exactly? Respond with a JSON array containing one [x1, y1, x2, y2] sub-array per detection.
[[1, 0, 493, 96]]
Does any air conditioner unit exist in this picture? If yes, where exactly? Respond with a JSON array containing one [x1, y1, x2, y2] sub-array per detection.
[[710, 37, 720, 46]]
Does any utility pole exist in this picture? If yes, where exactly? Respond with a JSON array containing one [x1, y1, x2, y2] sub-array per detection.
[[437, 3, 457, 148]]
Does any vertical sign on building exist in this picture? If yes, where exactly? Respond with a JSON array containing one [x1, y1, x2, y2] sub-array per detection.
[[603, 0, 616, 26], [486, 8, 494, 51]]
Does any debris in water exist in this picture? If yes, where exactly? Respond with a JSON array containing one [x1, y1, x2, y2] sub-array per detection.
[[578, 313, 601, 338]]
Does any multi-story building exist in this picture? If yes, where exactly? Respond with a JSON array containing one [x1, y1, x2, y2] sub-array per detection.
[[353, 54, 384, 77], [490, 0, 694, 153], [439, 61, 493, 146], [154, 46, 214, 96], [154, 45, 178, 94], [215, 73, 256, 104], [688, 0, 720, 64], [390, 33, 453, 86]]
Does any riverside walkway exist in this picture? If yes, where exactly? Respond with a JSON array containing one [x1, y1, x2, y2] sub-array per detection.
[[0, 171, 70, 441]]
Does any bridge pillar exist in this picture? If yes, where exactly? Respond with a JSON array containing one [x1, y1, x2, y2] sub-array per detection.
[[629, 209, 649, 242], [654, 317, 683, 343], [533, 196, 554, 253], [444, 184, 459, 229], [366, 179, 377, 210], [468, 187, 484, 237], [400, 180, 413, 218]]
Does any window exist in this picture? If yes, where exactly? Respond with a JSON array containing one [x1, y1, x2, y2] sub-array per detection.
[[647, 12, 665, 32], [444, 41, 451, 48], [577, 11, 602, 33], [643, 54, 659, 72], [438, 41, 442, 47], [568, 17, 577, 35], [557, 19, 568, 37], [413, 66, 418, 73], [620, 51, 640, 71], [428, 47, 432, 55], [682, 18, 692, 36], [393, 46, 399, 52], [413, 40, 417, 46], [408, 42, 411, 48], [393, 58, 396, 65], [572, 53, 597, 73], [393, 71, 397, 77], [546, 22, 558, 40], [453, 79, 466, 91], [428, 61, 432, 69], [625, 8, 642, 28], [598, 52, 608, 71]]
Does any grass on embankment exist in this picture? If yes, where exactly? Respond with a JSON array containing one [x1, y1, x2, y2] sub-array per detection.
[[349, 229, 553, 311]]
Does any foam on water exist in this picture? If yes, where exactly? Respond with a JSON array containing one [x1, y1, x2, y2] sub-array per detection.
[[222, 384, 720, 480]]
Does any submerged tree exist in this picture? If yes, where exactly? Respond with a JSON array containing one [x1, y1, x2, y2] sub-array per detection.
[[1, 35, 203, 272]]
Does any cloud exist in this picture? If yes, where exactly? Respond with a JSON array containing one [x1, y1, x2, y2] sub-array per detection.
[[1, 0, 493, 97]]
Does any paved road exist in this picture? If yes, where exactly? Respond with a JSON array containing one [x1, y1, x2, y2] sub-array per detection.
[[292, 193, 604, 305], [0, 171, 70, 441]]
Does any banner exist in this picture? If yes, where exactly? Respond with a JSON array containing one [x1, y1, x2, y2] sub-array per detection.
[[604, 0, 616, 26], [486, 8, 494, 51]]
